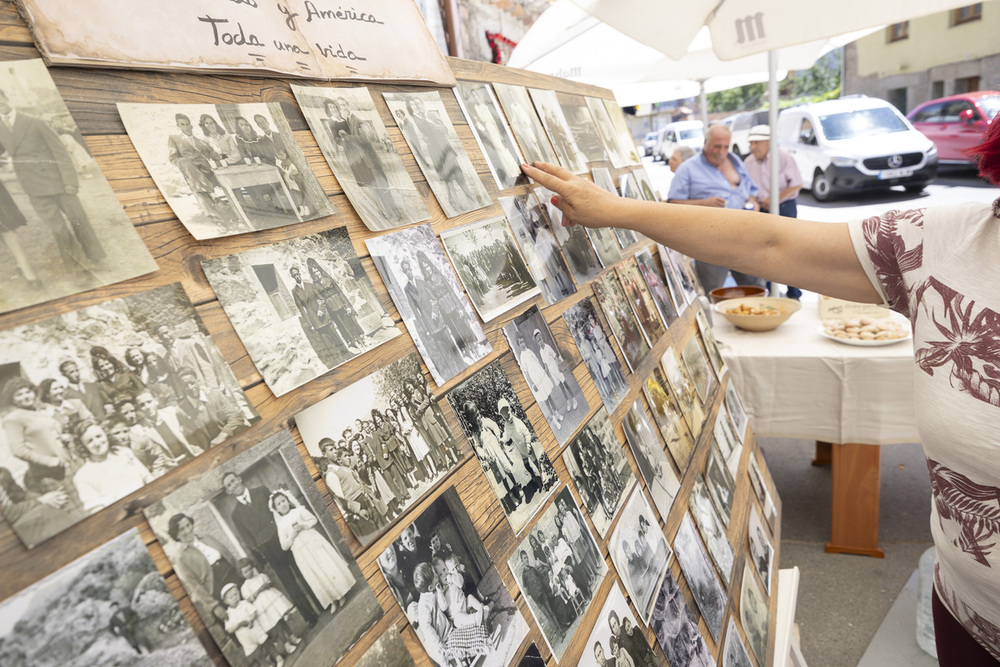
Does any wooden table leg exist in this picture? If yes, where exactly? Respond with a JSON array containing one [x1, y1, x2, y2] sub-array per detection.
[[825, 442, 884, 558], [812, 441, 832, 466]]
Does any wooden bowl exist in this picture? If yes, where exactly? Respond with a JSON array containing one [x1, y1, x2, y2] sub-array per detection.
[[709, 285, 768, 304], [713, 296, 802, 331]]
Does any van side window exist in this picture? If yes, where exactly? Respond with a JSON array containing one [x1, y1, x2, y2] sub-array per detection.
[[911, 101, 945, 123], [799, 119, 817, 146]]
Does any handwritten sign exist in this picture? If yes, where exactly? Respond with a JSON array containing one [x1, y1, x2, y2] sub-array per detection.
[[17, 0, 456, 85]]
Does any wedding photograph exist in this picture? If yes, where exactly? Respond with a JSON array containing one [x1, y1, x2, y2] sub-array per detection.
[[492, 83, 558, 167], [527, 88, 588, 174], [616, 258, 667, 343], [690, 476, 736, 585], [0, 283, 256, 549], [293, 353, 462, 546], [291, 85, 430, 231], [367, 224, 492, 385], [533, 184, 604, 284], [622, 398, 681, 522], [499, 192, 576, 305], [609, 488, 672, 624], [642, 366, 696, 473], [593, 272, 651, 372], [455, 81, 526, 190], [672, 513, 727, 642], [650, 568, 716, 667], [145, 431, 383, 667], [119, 100, 334, 240], [202, 227, 399, 396], [562, 408, 636, 537], [681, 334, 715, 405], [723, 617, 755, 667], [635, 248, 679, 326], [440, 215, 540, 322], [558, 95, 608, 164], [0, 59, 156, 315], [563, 298, 630, 414], [740, 561, 770, 666], [748, 504, 774, 595], [660, 346, 706, 438], [581, 583, 659, 667], [384, 90, 492, 217]]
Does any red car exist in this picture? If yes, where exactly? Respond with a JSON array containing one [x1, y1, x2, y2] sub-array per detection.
[[907, 91, 1000, 164]]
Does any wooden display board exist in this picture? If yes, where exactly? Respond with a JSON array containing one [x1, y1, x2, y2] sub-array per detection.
[[0, 2, 782, 664]]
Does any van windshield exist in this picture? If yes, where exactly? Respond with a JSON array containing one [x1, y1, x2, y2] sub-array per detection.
[[818, 107, 909, 140], [679, 128, 704, 141]]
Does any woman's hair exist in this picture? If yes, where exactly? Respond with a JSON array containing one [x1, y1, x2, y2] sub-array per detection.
[[198, 114, 221, 135], [73, 419, 104, 458], [968, 117, 1000, 186], [167, 512, 193, 541], [90, 346, 125, 379], [413, 562, 435, 593], [37, 378, 62, 405], [2, 377, 36, 406], [123, 346, 146, 371]]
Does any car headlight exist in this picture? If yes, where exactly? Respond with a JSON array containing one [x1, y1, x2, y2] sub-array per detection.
[[925, 144, 938, 158], [830, 156, 857, 167]]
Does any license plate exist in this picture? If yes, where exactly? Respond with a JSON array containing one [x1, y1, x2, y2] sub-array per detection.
[[878, 168, 914, 180]]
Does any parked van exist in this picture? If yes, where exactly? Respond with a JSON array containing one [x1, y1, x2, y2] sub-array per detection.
[[776, 96, 938, 201], [728, 109, 769, 158], [654, 120, 704, 162]]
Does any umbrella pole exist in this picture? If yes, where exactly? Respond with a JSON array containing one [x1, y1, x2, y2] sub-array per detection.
[[768, 50, 780, 219], [699, 80, 709, 128]]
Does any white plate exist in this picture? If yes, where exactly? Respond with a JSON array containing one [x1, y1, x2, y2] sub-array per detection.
[[818, 312, 911, 347]]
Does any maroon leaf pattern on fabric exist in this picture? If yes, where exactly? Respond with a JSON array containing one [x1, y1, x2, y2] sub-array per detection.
[[936, 567, 1000, 661], [861, 208, 925, 318], [927, 458, 1000, 567]]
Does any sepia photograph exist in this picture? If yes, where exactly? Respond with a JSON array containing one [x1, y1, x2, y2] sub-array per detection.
[[705, 441, 736, 526], [725, 381, 750, 442], [599, 99, 643, 165], [593, 272, 651, 372], [658, 245, 702, 307], [533, 184, 604, 284], [293, 353, 463, 546], [508, 487, 608, 662], [0, 283, 256, 549], [723, 616, 754, 667], [499, 192, 576, 305], [291, 85, 430, 231], [581, 582, 659, 667], [367, 224, 492, 386], [609, 488, 671, 624], [642, 366, 696, 473], [562, 408, 637, 537], [446, 360, 559, 533], [527, 88, 588, 174], [585, 96, 638, 168], [588, 225, 624, 268], [658, 245, 690, 316], [503, 306, 588, 444], [384, 90, 492, 217], [636, 248, 679, 326], [145, 431, 383, 667], [681, 334, 715, 406], [0, 529, 212, 666], [622, 397, 681, 522], [354, 626, 417, 667], [377, 486, 529, 667], [119, 100, 334, 240], [203, 227, 399, 397], [672, 513, 727, 642], [697, 311, 728, 380], [633, 167, 660, 202], [619, 172, 643, 200], [660, 346, 706, 438], [0, 59, 156, 315], [440, 215, 540, 322], [492, 83, 558, 168], [563, 298, 629, 414], [650, 568, 717, 667], [455, 81, 526, 190], [748, 504, 774, 595], [558, 95, 608, 164], [690, 476, 735, 585], [617, 258, 667, 343], [714, 406, 744, 477], [740, 562, 770, 666]]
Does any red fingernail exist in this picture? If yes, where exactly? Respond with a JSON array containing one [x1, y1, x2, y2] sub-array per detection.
[[550, 197, 557, 206]]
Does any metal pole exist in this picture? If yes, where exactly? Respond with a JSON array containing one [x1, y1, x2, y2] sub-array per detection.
[[699, 80, 709, 128], [768, 50, 780, 218]]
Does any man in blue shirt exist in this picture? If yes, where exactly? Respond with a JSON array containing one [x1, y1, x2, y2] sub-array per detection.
[[668, 124, 766, 292]]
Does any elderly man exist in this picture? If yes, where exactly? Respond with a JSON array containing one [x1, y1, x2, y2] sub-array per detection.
[[667, 124, 765, 292]]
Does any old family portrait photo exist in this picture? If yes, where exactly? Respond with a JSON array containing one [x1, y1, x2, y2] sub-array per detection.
[[581, 583, 657, 667], [609, 488, 672, 625], [0, 59, 155, 314], [118, 101, 333, 240], [202, 227, 399, 397], [455, 82, 525, 190], [499, 192, 575, 306], [0, 530, 212, 666], [447, 360, 558, 533], [377, 487, 529, 667], [368, 223, 492, 386], [294, 353, 463, 546], [508, 487, 607, 662], [145, 431, 383, 667], [291, 85, 429, 232], [563, 298, 629, 414], [0, 284, 256, 549]]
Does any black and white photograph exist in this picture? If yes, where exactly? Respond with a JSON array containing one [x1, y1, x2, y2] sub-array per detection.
[[585, 96, 639, 168], [633, 167, 660, 202], [291, 85, 430, 231], [582, 583, 659, 667], [748, 454, 778, 528], [619, 172, 643, 200], [705, 442, 736, 527], [533, 184, 604, 284], [354, 626, 416, 667], [455, 81, 526, 190], [658, 245, 701, 308], [650, 568, 717, 667], [681, 334, 715, 406], [503, 306, 588, 444], [202, 227, 399, 397], [446, 360, 559, 533], [591, 167, 618, 195], [723, 616, 754, 667], [563, 299, 629, 414], [658, 245, 691, 316], [748, 504, 774, 595], [439, 215, 540, 322], [697, 311, 728, 380], [145, 431, 383, 667], [517, 642, 546, 667], [0, 283, 256, 549], [593, 272, 651, 372], [558, 95, 608, 164], [690, 476, 735, 585], [660, 346, 706, 438], [672, 513, 727, 642], [714, 406, 744, 478], [0, 59, 156, 315], [617, 258, 668, 343], [377, 486, 529, 667], [367, 224, 492, 385], [642, 366, 696, 473], [527, 88, 588, 174], [0, 529, 212, 667], [588, 225, 624, 268], [609, 488, 671, 624], [635, 248, 679, 326], [499, 192, 576, 305], [600, 99, 643, 166], [383, 90, 492, 217], [492, 83, 559, 167], [725, 381, 750, 443], [622, 398, 681, 522], [119, 100, 334, 240], [508, 487, 608, 661], [293, 353, 463, 546], [563, 408, 637, 538], [740, 562, 770, 666]]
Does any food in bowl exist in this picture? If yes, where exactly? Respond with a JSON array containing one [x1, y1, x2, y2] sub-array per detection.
[[712, 296, 801, 332], [726, 302, 787, 316], [822, 316, 908, 341]]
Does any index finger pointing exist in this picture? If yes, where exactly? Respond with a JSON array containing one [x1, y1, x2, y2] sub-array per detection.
[[521, 161, 572, 192]]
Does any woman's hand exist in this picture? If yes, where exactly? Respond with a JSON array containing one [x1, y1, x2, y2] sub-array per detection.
[[520, 161, 624, 229]]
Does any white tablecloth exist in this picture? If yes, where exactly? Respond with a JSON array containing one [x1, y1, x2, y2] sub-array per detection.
[[712, 299, 919, 445]]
